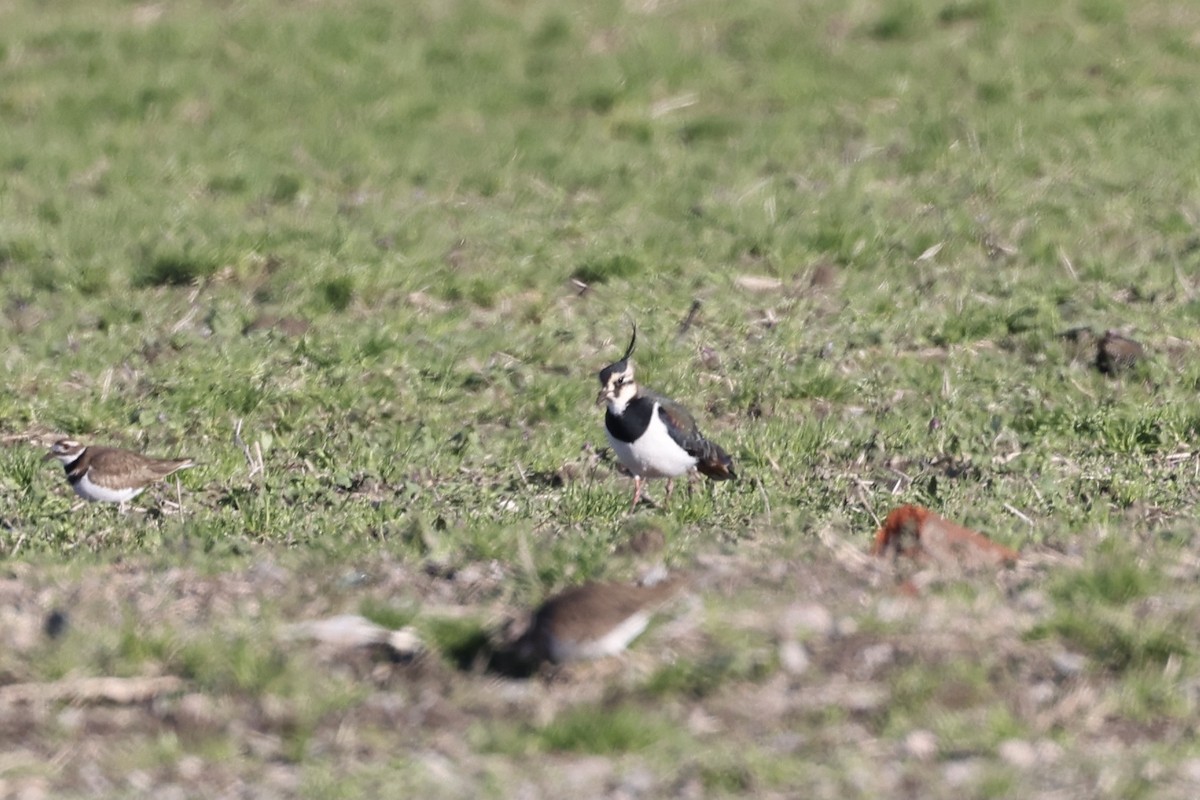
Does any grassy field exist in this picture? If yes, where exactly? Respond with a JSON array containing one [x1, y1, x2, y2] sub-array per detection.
[[3, 0, 1200, 796]]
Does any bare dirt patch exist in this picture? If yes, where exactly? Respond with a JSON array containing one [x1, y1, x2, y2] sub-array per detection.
[[4, 526, 1198, 798]]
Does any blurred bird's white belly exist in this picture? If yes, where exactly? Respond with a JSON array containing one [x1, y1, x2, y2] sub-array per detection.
[[548, 611, 651, 663], [608, 408, 697, 479]]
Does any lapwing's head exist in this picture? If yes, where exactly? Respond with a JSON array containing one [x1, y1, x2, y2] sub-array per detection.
[[44, 438, 86, 464], [597, 325, 638, 409]]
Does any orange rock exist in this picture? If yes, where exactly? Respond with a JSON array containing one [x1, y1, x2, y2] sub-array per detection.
[[871, 505, 1018, 569]]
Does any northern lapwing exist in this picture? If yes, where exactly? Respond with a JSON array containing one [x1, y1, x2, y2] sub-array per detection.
[[597, 325, 736, 509]]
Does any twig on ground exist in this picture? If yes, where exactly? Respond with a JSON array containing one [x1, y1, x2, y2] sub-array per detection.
[[1058, 245, 1078, 280], [676, 299, 702, 339], [1003, 503, 1034, 527], [100, 368, 113, 403], [755, 475, 771, 524], [234, 418, 264, 478], [851, 477, 881, 528]]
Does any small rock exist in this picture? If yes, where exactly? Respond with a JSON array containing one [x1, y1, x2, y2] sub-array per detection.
[[783, 603, 834, 638], [175, 693, 218, 729], [415, 749, 462, 792], [942, 758, 983, 787], [699, 347, 722, 370], [177, 756, 204, 781], [836, 616, 859, 637], [904, 729, 938, 762], [1052, 651, 1087, 679], [860, 643, 895, 675], [844, 683, 887, 713], [686, 707, 721, 735], [766, 732, 804, 753], [779, 640, 810, 675], [56, 707, 85, 733], [875, 597, 915, 623], [455, 563, 484, 585], [126, 771, 153, 793], [609, 767, 657, 796], [1016, 589, 1048, 613], [387, 628, 423, 657], [1026, 681, 1056, 707], [997, 739, 1038, 769], [337, 570, 371, 589], [1, 608, 41, 654], [16, 777, 50, 800], [263, 764, 301, 794], [1180, 758, 1200, 783], [1035, 740, 1064, 764]]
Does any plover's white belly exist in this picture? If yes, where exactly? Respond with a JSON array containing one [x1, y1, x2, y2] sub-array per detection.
[[547, 611, 651, 663], [73, 472, 144, 503], [607, 407, 697, 479]]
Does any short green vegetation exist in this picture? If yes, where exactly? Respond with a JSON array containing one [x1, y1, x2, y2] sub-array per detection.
[[4, 0, 1200, 796]]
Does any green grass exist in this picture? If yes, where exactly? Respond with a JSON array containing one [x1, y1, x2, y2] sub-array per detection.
[[1049, 548, 1160, 607], [418, 616, 494, 671], [479, 704, 674, 755], [1028, 611, 1190, 673], [4, 0, 1200, 795]]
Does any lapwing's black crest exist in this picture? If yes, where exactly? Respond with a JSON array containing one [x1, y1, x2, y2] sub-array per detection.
[[596, 324, 637, 388]]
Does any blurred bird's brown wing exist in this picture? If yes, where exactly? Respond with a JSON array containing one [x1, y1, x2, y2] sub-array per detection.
[[86, 448, 193, 488]]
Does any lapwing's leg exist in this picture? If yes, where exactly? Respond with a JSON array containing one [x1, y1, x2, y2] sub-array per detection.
[[664, 478, 675, 508], [175, 475, 184, 513], [631, 476, 645, 510]]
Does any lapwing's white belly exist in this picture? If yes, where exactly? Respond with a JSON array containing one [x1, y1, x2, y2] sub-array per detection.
[[74, 472, 143, 504], [548, 611, 651, 663], [607, 406, 697, 479]]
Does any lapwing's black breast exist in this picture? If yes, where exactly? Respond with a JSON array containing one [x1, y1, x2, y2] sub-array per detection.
[[605, 397, 656, 443]]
